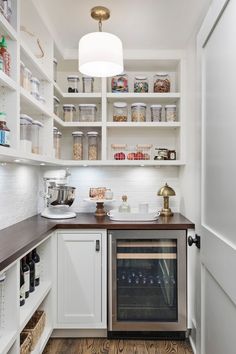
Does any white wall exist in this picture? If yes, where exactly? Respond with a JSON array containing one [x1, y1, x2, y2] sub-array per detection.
[[39, 166, 180, 214], [0, 163, 40, 230]]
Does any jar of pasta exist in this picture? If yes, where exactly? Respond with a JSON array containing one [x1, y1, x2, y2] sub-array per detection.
[[72, 131, 84, 160], [165, 105, 177, 121], [131, 103, 146, 122], [113, 102, 128, 122], [87, 131, 98, 160]]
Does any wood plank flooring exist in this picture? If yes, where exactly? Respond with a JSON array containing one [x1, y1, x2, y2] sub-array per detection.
[[43, 338, 193, 354]]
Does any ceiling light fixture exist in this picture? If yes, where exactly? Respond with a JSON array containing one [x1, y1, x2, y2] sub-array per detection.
[[78, 6, 123, 77]]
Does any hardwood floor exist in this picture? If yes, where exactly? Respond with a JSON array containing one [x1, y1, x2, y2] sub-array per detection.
[[43, 338, 193, 354]]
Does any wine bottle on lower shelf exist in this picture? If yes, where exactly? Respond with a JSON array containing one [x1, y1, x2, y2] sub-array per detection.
[[21, 256, 30, 298], [26, 252, 35, 293], [20, 264, 25, 306], [32, 248, 40, 286]]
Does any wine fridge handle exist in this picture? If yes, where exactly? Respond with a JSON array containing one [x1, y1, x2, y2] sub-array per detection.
[[96, 240, 100, 252]]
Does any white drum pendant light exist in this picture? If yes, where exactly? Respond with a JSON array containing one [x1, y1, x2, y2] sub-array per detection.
[[79, 6, 123, 77]]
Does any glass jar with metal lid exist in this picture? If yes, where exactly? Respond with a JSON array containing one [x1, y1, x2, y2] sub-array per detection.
[[72, 131, 84, 160], [32, 120, 43, 154], [53, 127, 62, 159], [87, 131, 99, 160], [165, 105, 177, 122], [150, 104, 162, 122], [53, 96, 60, 116], [82, 76, 94, 93], [20, 114, 33, 153], [78, 104, 97, 122], [111, 73, 128, 93], [134, 76, 148, 93], [113, 102, 128, 122], [30, 77, 40, 99], [154, 73, 170, 93], [131, 103, 147, 122], [67, 75, 79, 93], [63, 104, 76, 122]]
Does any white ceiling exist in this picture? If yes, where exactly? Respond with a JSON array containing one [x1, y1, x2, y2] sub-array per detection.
[[35, 0, 212, 57]]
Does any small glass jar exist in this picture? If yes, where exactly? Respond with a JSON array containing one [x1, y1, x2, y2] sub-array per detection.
[[54, 96, 60, 116], [63, 104, 76, 122], [32, 120, 43, 154], [30, 77, 40, 100], [82, 76, 94, 93], [150, 104, 162, 122], [111, 74, 128, 93], [165, 105, 177, 122], [78, 104, 97, 122], [113, 102, 128, 122], [20, 61, 25, 87], [87, 131, 98, 160], [23, 68, 32, 92], [20, 114, 33, 153], [154, 73, 170, 93], [131, 103, 146, 122], [53, 127, 62, 159], [53, 58, 57, 82], [134, 76, 148, 93], [67, 75, 79, 93], [72, 131, 84, 160]]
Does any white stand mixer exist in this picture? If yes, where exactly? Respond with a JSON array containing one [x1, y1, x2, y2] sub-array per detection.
[[41, 169, 76, 219]]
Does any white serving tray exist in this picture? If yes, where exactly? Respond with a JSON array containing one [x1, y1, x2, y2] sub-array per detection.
[[107, 209, 160, 222]]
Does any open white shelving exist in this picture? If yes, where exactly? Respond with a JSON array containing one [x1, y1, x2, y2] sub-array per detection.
[[0, 71, 17, 91], [0, 12, 17, 40], [20, 88, 52, 118]]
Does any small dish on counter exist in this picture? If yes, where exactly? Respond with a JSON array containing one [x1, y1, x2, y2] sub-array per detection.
[[107, 209, 160, 222]]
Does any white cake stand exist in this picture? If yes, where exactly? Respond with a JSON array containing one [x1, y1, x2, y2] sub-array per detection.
[[84, 198, 116, 217]]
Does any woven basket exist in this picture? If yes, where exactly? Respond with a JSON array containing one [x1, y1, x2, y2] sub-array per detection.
[[24, 310, 46, 350], [20, 332, 32, 354]]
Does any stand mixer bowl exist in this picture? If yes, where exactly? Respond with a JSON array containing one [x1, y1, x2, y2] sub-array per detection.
[[48, 185, 76, 206]]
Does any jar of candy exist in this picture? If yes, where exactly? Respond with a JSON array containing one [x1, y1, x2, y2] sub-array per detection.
[[150, 104, 162, 122], [67, 75, 79, 93], [154, 73, 170, 93], [131, 103, 146, 122], [165, 105, 177, 121], [72, 131, 84, 160], [134, 76, 148, 93], [87, 131, 98, 160], [82, 76, 94, 93], [111, 74, 128, 93], [113, 102, 128, 122]]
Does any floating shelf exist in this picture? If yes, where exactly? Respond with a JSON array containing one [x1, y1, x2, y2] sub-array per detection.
[[53, 114, 102, 128], [53, 82, 102, 102], [20, 87, 52, 118], [0, 71, 17, 90], [0, 13, 17, 40], [106, 92, 181, 103], [106, 122, 181, 128], [51, 159, 185, 167]]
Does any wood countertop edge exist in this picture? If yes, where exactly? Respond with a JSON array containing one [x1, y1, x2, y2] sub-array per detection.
[[0, 213, 195, 271]]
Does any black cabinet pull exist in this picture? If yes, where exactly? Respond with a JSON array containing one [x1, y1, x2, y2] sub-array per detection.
[[96, 240, 100, 252], [188, 235, 201, 249]]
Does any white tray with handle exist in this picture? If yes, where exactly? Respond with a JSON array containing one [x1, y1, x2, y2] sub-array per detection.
[[107, 209, 160, 222]]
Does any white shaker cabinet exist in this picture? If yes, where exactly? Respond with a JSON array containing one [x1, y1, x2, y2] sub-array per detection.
[[57, 230, 107, 329]]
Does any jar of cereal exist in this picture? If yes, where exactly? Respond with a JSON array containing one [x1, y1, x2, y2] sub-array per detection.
[[72, 131, 84, 160], [154, 73, 170, 93], [134, 76, 148, 93], [87, 131, 98, 160], [131, 103, 146, 122], [113, 102, 128, 122], [165, 105, 177, 122]]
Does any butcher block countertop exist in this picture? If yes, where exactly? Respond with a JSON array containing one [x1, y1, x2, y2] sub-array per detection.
[[0, 213, 194, 271]]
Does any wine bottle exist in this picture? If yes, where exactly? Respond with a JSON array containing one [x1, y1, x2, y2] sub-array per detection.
[[26, 252, 35, 293], [32, 248, 40, 287], [20, 264, 25, 306], [21, 256, 30, 298]]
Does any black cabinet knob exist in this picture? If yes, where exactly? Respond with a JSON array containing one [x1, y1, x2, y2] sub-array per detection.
[[188, 235, 201, 249]]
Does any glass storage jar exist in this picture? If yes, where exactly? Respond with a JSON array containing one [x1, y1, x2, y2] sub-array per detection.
[[53, 58, 57, 82], [67, 75, 79, 93], [20, 114, 33, 153], [54, 96, 60, 116], [32, 120, 43, 154], [87, 131, 98, 160], [23, 68, 32, 91], [111, 73, 128, 93], [63, 104, 76, 122], [131, 103, 147, 122], [150, 104, 162, 122], [165, 105, 177, 122], [72, 131, 84, 160], [154, 73, 170, 93], [113, 102, 128, 122], [53, 127, 62, 159], [134, 76, 148, 93], [82, 76, 94, 93], [30, 77, 40, 99], [20, 61, 25, 87], [78, 104, 97, 122]]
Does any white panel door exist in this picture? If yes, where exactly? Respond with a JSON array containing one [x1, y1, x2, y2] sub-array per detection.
[[57, 231, 106, 328], [198, 0, 236, 353]]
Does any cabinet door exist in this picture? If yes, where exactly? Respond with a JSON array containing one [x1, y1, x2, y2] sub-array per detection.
[[57, 231, 105, 327]]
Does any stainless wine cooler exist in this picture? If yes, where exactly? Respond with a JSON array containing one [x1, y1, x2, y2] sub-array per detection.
[[108, 230, 187, 333]]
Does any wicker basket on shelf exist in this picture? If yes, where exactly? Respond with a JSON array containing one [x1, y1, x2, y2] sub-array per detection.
[[20, 332, 32, 354], [23, 310, 46, 350]]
